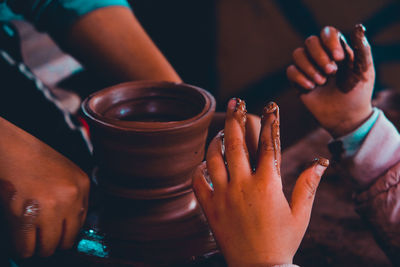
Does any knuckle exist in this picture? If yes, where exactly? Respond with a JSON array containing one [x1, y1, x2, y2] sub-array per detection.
[[207, 154, 222, 166], [45, 183, 80, 208], [63, 183, 80, 200], [42, 195, 58, 210], [259, 138, 274, 152], [79, 173, 91, 192], [225, 137, 243, 153]]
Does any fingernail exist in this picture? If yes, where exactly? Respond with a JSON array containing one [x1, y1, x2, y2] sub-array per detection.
[[313, 73, 326, 85], [305, 80, 315, 89], [233, 98, 247, 130], [355, 23, 366, 34], [266, 101, 278, 113], [261, 101, 278, 122], [325, 63, 337, 74], [313, 157, 330, 175], [228, 98, 237, 110], [322, 26, 330, 35]]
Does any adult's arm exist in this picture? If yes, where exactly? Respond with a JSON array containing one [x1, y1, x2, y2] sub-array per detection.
[[6, 0, 181, 83], [63, 6, 181, 83]]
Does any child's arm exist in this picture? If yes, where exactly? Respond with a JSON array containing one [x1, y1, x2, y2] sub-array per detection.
[[287, 25, 400, 264], [287, 24, 380, 183], [193, 99, 328, 267]]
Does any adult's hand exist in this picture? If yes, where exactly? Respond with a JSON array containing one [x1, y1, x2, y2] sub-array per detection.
[[0, 117, 90, 258]]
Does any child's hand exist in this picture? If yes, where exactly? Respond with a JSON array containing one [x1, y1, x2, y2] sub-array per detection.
[[287, 25, 375, 137], [192, 99, 328, 266]]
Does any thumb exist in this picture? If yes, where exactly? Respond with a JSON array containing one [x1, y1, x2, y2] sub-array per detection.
[[350, 24, 373, 76], [291, 158, 329, 222]]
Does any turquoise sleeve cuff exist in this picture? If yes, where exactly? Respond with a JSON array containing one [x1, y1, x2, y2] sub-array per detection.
[[338, 107, 380, 158], [6, 0, 131, 36]]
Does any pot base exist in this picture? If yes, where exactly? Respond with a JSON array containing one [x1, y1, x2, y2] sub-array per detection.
[[72, 175, 218, 266]]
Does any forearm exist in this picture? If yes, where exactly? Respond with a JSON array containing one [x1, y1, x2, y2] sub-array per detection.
[[63, 6, 181, 83]]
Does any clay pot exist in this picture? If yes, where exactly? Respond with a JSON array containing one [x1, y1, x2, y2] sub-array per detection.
[[81, 81, 217, 264]]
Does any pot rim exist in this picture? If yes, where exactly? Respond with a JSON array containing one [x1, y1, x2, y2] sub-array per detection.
[[82, 81, 216, 132]]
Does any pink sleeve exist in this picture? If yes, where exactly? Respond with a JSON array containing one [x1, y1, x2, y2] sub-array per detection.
[[345, 111, 400, 264], [345, 110, 400, 189]]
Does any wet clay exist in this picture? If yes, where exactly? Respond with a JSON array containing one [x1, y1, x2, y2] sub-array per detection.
[[81, 81, 217, 264], [262, 102, 281, 176], [315, 157, 330, 167], [233, 98, 247, 132], [337, 24, 371, 93], [220, 98, 250, 176], [233, 98, 251, 168], [352, 24, 369, 75]]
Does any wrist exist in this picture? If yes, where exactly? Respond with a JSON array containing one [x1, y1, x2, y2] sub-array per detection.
[[329, 105, 373, 138]]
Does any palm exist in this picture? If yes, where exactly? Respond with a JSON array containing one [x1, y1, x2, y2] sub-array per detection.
[[301, 65, 375, 137]]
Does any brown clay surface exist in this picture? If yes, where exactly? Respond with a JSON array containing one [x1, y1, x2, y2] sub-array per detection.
[[79, 81, 218, 265]]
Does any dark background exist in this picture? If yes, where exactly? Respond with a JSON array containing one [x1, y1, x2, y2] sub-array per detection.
[[17, 0, 400, 147]]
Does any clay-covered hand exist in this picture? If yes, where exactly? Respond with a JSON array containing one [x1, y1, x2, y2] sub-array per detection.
[[287, 24, 375, 137], [0, 117, 90, 258], [192, 99, 329, 266]]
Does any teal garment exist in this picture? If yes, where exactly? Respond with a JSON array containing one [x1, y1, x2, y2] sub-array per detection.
[[0, 3, 22, 22], [0, 0, 130, 36], [338, 107, 380, 158]]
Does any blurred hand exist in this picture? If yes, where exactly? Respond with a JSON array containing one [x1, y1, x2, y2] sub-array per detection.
[[0, 117, 90, 258], [192, 99, 329, 266], [287, 24, 375, 137]]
